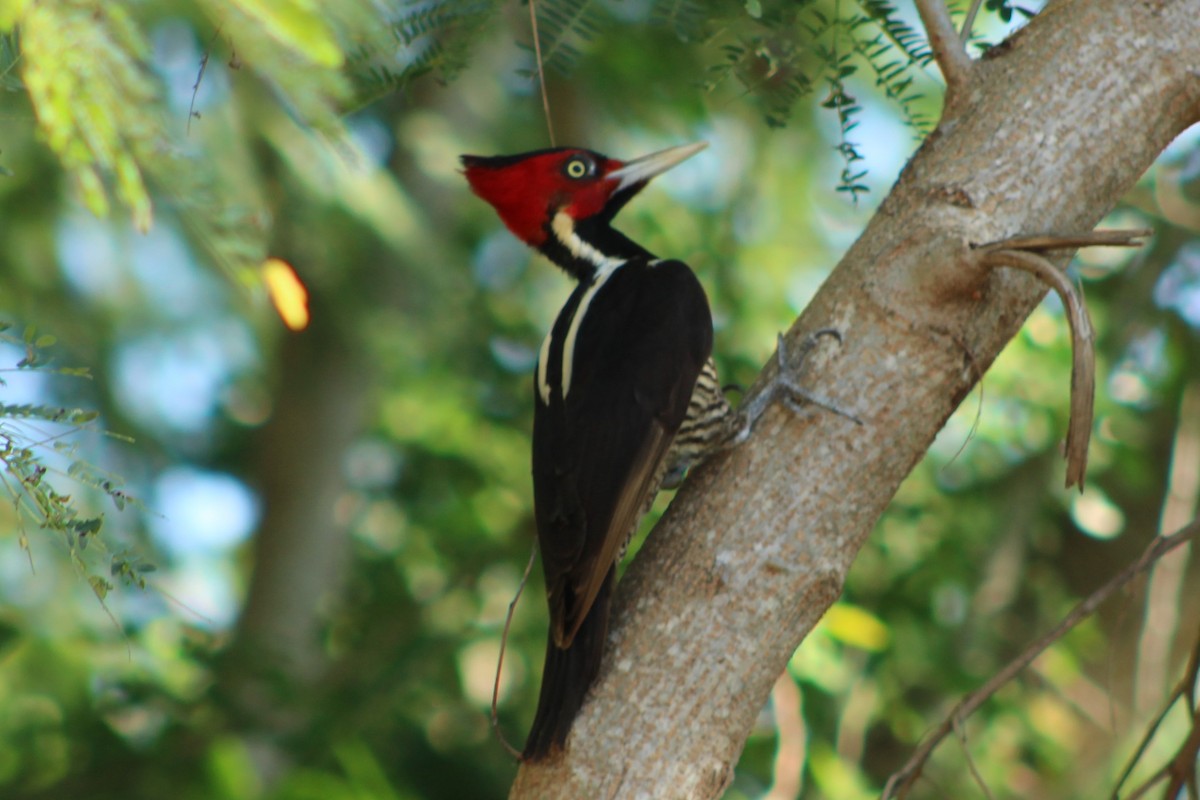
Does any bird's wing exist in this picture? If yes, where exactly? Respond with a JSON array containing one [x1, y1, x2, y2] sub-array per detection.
[[533, 260, 713, 648]]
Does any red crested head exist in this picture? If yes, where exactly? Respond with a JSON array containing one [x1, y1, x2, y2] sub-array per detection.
[[460, 142, 708, 249], [461, 148, 620, 246]]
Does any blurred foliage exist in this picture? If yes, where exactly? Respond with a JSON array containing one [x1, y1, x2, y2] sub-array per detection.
[[0, 1, 1198, 799], [0, 323, 141, 608]]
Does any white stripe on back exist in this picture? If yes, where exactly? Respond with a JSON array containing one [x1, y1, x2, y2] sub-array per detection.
[[561, 259, 622, 398], [536, 328, 554, 405]]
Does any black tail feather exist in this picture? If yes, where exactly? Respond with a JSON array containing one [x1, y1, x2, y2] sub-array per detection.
[[522, 569, 614, 761]]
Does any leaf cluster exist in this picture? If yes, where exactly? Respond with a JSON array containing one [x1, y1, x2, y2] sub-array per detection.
[[11, 1, 158, 230], [350, 0, 498, 108], [0, 0, 394, 279], [671, 0, 937, 196], [0, 322, 142, 607]]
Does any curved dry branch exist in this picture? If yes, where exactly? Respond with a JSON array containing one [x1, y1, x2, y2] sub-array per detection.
[[881, 519, 1200, 800], [492, 544, 538, 760], [981, 247, 1094, 487], [976, 229, 1151, 489]]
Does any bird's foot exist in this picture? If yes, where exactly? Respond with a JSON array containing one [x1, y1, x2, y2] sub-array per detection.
[[731, 329, 861, 444]]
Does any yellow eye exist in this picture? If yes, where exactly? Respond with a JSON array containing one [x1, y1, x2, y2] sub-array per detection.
[[565, 158, 589, 179]]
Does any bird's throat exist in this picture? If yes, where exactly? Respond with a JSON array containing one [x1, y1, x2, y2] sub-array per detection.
[[542, 211, 652, 283]]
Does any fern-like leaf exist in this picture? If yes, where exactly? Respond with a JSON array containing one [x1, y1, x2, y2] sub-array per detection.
[[815, 44, 868, 202], [854, 0, 933, 66], [534, 0, 607, 75], [348, 0, 495, 107], [650, 0, 706, 41], [849, 32, 933, 135]]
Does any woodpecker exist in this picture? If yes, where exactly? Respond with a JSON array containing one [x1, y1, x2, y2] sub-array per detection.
[[462, 142, 842, 761]]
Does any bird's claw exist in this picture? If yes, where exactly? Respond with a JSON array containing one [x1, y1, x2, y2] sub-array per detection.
[[736, 329, 861, 439], [773, 329, 861, 424]]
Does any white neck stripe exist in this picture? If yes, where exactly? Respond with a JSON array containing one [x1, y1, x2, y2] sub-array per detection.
[[551, 211, 626, 273]]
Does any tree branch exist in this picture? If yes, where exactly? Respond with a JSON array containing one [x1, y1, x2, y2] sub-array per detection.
[[1114, 633, 1200, 800], [882, 519, 1200, 799], [960, 0, 985, 44], [509, 1, 1200, 795], [914, 0, 971, 104]]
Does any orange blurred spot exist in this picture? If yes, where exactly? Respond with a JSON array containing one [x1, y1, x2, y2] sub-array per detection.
[[263, 258, 309, 331]]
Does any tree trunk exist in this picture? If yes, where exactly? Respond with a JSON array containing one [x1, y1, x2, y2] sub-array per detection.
[[218, 308, 368, 782], [510, 1, 1200, 796]]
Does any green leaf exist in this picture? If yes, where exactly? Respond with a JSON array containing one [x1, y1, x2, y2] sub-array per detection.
[[20, 2, 158, 229], [88, 574, 111, 600], [72, 517, 103, 537]]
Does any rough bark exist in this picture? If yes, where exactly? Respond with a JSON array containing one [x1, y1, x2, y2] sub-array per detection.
[[510, 1, 1200, 797]]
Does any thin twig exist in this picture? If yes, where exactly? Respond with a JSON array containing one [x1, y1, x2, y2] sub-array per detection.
[[960, 0, 985, 44], [953, 714, 996, 799], [980, 248, 1094, 489], [1161, 703, 1200, 800], [528, 0, 556, 146], [1123, 769, 1170, 800], [1114, 634, 1200, 799], [1188, 633, 1200, 711], [940, 339, 985, 473], [1118, 767, 1166, 800], [188, 24, 223, 135], [1114, 686, 1178, 795], [1121, 698, 1200, 800], [881, 519, 1200, 800], [492, 543, 538, 760], [914, 0, 972, 102]]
